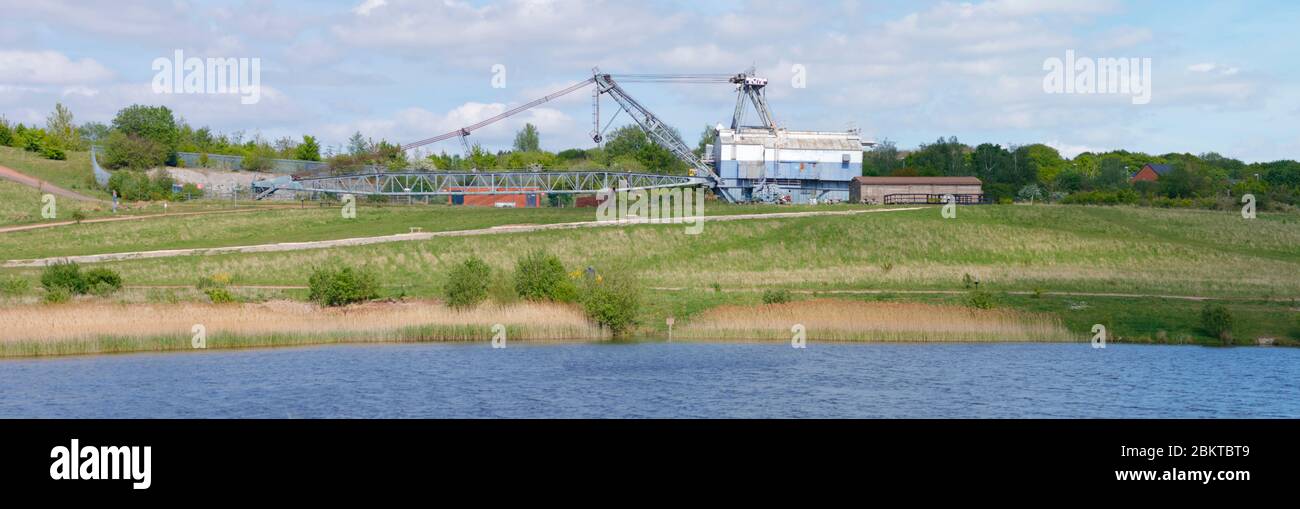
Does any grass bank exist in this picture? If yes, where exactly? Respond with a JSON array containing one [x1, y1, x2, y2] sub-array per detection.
[[2, 204, 1297, 350], [0, 299, 604, 357], [675, 300, 1076, 342]]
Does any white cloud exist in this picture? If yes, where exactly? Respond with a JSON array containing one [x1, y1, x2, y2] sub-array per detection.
[[352, 0, 387, 16], [0, 50, 113, 85], [1045, 140, 1106, 159], [320, 101, 575, 151], [1188, 62, 1216, 72]]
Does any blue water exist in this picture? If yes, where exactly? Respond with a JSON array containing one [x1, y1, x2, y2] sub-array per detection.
[[0, 342, 1297, 418]]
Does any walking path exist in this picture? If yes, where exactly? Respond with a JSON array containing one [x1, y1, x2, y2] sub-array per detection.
[[2, 207, 925, 267], [0, 164, 107, 203]]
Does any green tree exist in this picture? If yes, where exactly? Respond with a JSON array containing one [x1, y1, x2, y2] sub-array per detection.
[[863, 139, 902, 176], [904, 136, 970, 176], [694, 124, 716, 157], [513, 123, 540, 152], [1023, 144, 1067, 183], [45, 102, 79, 150], [1161, 162, 1212, 198], [295, 135, 322, 161], [102, 131, 167, 170], [112, 105, 179, 165], [0, 116, 11, 146], [347, 131, 368, 155]]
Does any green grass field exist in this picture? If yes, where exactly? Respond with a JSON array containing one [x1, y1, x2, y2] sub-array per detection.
[[0, 146, 106, 199], [2, 202, 1297, 346]]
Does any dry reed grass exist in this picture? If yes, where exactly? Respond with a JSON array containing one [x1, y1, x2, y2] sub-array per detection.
[[675, 299, 1077, 342], [0, 299, 605, 356]]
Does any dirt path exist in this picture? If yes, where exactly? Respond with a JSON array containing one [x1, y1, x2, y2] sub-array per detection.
[[2, 207, 925, 267], [650, 287, 1299, 303], [0, 206, 293, 234], [0, 164, 107, 203]]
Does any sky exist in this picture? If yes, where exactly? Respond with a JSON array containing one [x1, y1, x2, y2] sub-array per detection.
[[0, 0, 1297, 162]]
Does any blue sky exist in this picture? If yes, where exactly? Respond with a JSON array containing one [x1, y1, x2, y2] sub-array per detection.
[[0, 0, 1297, 161]]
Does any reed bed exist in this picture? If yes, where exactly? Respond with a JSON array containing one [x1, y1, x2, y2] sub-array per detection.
[[675, 299, 1077, 342], [0, 300, 605, 357]]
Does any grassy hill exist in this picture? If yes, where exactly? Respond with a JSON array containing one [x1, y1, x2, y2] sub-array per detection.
[[2, 202, 1297, 346]]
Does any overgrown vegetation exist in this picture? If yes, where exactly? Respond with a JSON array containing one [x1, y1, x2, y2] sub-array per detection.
[[307, 263, 380, 307], [38, 262, 122, 298], [580, 271, 641, 337], [443, 256, 492, 309], [1200, 304, 1235, 345], [514, 249, 577, 302], [761, 289, 792, 304]]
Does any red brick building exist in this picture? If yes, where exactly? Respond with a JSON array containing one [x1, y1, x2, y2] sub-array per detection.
[[1130, 163, 1172, 183]]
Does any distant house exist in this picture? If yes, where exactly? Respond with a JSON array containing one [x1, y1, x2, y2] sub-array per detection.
[[849, 176, 983, 204], [1130, 163, 1172, 183]]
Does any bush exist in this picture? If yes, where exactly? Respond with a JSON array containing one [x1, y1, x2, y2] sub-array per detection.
[[43, 287, 72, 304], [1200, 304, 1234, 344], [966, 289, 997, 309], [102, 131, 167, 170], [580, 272, 641, 337], [308, 264, 380, 306], [177, 182, 203, 200], [0, 276, 30, 296], [762, 289, 791, 304], [444, 257, 492, 309], [107, 168, 175, 201], [513, 250, 576, 302], [205, 287, 237, 304], [40, 261, 87, 295], [83, 267, 122, 296], [71, 209, 87, 223]]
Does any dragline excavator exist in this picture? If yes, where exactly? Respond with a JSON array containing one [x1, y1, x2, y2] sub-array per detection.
[[398, 68, 780, 204]]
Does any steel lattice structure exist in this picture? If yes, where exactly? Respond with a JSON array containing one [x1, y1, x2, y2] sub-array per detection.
[[254, 170, 710, 198]]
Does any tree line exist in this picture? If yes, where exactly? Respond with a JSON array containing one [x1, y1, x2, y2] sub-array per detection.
[[864, 137, 1300, 209]]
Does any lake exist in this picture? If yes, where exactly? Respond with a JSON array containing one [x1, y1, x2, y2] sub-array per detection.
[[1, 342, 1297, 418]]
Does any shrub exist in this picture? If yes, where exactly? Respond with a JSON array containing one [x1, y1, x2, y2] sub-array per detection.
[[102, 131, 167, 170], [308, 264, 380, 306], [205, 287, 237, 304], [40, 261, 87, 295], [177, 182, 203, 200], [83, 267, 123, 295], [0, 276, 30, 296], [580, 272, 641, 337], [762, 289, 791, 304], [1200, 304, 1234, 344], [71, 209, 87, 223], [444, 257, 492, 309], [513, 250, 576, 302], [43, 287, 72, 304], [966, 289, 997, 309]]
